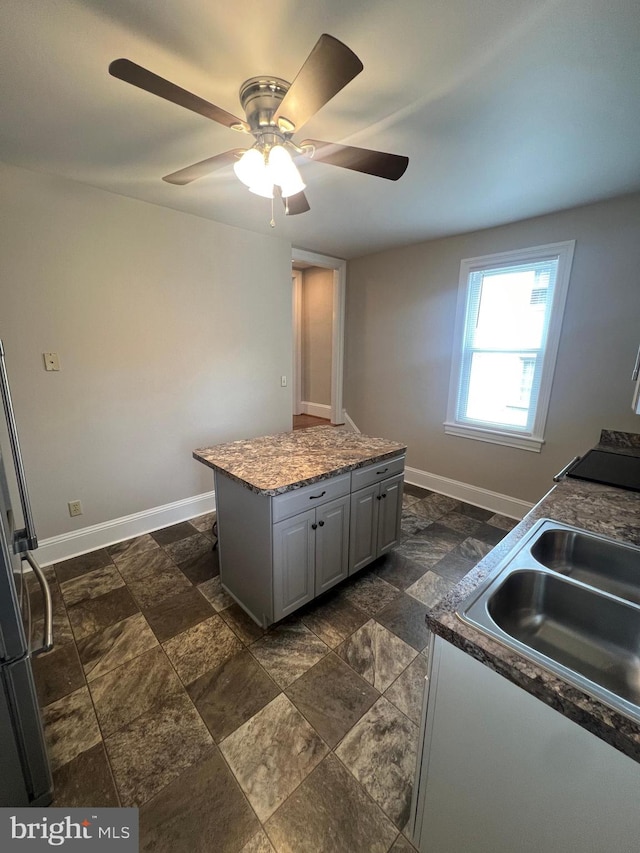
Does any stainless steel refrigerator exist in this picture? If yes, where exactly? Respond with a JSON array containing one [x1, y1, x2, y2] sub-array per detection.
[[0, 339, 53, 806]]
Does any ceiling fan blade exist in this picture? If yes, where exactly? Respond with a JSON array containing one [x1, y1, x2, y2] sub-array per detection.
[[109, 59, 250, 132], [162, 149, 246, 185], [282, 191, 311, 215], [272, 35, 363, 133], [301, 139, 409, 181]]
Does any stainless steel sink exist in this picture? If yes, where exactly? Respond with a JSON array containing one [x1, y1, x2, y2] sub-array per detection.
[[457, 519, 640, 723], [530, 528, 640, 606]]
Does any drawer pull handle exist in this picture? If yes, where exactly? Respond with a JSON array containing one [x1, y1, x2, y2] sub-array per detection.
[[318, 520, 325, 527], [311, 522, 318, 530], [376, 468, 388, 475], [309, 491, 326, 500]]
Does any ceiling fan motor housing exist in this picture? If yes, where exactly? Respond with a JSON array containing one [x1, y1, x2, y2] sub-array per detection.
[[239, 77, 291, 137]]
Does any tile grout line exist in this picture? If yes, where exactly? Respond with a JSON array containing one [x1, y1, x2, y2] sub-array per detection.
[[139, 640, 267, 844], [43, 560, 123, 805], [210, 600, 398, 848]]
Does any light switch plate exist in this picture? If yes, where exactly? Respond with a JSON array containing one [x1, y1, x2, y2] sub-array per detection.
[[43, 352, 60, 371]]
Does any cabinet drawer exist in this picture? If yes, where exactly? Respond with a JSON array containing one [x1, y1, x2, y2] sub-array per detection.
[[351, 455, 405, 492], [272, 473, 351, 523]]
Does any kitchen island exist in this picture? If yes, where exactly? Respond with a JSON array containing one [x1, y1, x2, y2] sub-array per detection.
[[411, 432, 640, 852], [194, 426, 406, 626]]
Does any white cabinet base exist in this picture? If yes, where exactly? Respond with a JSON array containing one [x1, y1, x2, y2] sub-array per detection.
[[412, 636, 640, 853]]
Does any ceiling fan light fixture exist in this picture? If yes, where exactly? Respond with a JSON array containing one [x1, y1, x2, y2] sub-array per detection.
[[278, 175, 306, 199], [267, 144, 306, 198], [248, 176, 275, 199], [233, 148, 266, 187]]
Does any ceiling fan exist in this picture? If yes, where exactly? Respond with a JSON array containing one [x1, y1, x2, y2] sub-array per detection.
[[109, 34, 409, 216]]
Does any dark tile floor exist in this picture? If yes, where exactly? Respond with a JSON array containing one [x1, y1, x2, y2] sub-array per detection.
[[30, 488, 516, 853]]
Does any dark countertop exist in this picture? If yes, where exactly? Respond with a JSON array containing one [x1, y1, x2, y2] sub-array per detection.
[[193, 426, 407, 496], [427, 474, 640, 763]]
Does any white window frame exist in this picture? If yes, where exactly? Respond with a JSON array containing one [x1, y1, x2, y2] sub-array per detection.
[[444, 240, 575, 452]]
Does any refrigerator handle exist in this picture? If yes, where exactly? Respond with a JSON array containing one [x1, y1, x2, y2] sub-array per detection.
[[632, 343, 640, 382], [23, 551, 53, 655], [0, 340, 38, 552]]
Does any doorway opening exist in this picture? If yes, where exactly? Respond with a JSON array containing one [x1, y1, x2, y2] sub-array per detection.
[[291, 249, 346, 427]]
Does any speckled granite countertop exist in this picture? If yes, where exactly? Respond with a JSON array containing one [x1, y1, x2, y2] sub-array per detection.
[[193, 426, 407, 496], [428, 473, 640, 763], [595, 428, 640, 458], [598, 429, 640, 453]]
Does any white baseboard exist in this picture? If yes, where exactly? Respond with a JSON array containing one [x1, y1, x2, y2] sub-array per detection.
[[404, 466, 532, 520], [301, 401, 332, 419], [341, 413, 528, 517], [36, 491, 216, 566], [34, 458, 530, 567], [341, 411, 361, 433]]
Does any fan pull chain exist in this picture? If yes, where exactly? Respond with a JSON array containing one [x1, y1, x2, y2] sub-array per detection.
[[270, 196, 275, 228]]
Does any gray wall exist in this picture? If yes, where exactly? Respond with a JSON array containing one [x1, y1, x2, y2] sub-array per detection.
[[302, 267, 333, 406], [345, 193, 640, 503], [0, 163, 292, 539]]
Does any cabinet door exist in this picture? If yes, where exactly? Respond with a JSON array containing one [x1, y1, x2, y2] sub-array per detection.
[[377, 473, 404, 555], [273, 509, 315, 621], [349, 483, 379, 575], [413, 637, 640, 853], [315, 495, 350, 596]]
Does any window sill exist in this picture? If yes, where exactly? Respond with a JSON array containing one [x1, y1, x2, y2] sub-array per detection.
[[443, 422, 544, 453]]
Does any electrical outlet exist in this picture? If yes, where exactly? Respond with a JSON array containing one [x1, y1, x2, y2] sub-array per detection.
[[68, 500, 83, 517], [281, 375, 287, 387]]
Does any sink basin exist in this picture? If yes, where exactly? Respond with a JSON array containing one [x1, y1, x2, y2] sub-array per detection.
[[486, 570, 640, 707], [457, 519, 640, 723], [531, 528, 640, 606]]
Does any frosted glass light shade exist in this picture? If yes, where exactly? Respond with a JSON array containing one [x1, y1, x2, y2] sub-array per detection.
[[249, 175, 275, 198], [234, 144, 304, 200], [234, 148, 267, 187], [268, 145, 306, 198]]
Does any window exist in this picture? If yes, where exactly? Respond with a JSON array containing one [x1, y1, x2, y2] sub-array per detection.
[[445, 241, 575, 452]]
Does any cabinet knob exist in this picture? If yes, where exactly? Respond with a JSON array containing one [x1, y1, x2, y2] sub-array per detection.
[[318, 520, 325, 527], [381, 493, 387, 498], [376, 495, 382, 501], [311, 522, 318, 530]]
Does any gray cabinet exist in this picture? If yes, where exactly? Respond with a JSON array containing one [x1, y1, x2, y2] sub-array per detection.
[[215, 455, 404, 627], [315, 494, 350, 595], [349, 483, 379, 572], [272, 509, 315, 620], [349, 470, 403, 574], [377, 473, 403, 553], [273, 494, 350, 621]]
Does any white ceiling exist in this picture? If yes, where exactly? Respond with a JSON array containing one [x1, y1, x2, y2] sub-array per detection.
[[1, 0, 639, 259]]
